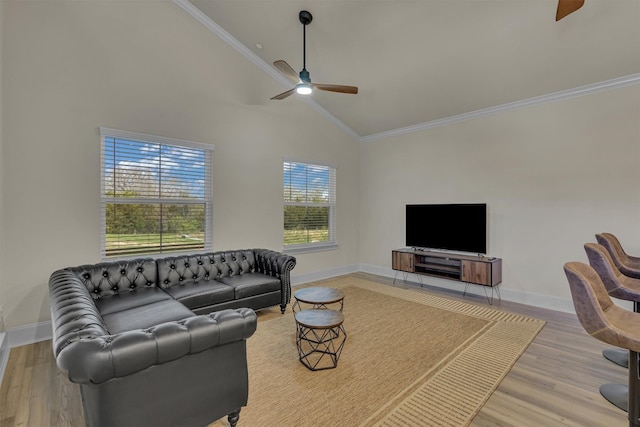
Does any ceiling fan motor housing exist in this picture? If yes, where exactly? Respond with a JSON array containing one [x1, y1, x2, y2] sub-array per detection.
[[299, 69, 311, 83]]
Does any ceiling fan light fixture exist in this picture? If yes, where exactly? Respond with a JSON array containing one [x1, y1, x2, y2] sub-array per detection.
[[296, 83, 313, 95]]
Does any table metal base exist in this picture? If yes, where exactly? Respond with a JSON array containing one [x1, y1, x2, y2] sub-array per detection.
[[296, 321, 346, 371]]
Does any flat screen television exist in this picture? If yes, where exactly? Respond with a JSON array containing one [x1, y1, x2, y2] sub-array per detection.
[[406, 204, 487, 254]]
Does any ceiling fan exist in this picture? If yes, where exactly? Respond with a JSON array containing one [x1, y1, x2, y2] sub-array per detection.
[[556, 0, 585, 21], [270, 10, 358, 100]]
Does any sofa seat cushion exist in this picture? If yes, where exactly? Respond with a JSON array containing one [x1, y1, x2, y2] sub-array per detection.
[[163, 281, 235, 310], [219, 273, 281, 299], [103, 299, 194, 334], [95, 287, 174, 316]]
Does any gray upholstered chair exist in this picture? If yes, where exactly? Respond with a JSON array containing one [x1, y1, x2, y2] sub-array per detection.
[[564, 262, 640, 427], [586, 242, 640, 368], [596, 233, 640, 279]]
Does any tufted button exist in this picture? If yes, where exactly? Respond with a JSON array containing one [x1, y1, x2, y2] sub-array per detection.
[[170, 265, 175, 269], [120, 270, 126, 275], [198, 261, 203, 265], [179, 277, 184, 281], [210, 260, 214, 264], [94, 289, 99, 293], [193, 274, 197, 279], [130, 284, 136, 288], [137, 268, 143, 272], [102, 272, 108, 277], [112, 286, 118, 291], [205, 273, 209, 277], [84, 274, 90, 279], [232, 257, 236, 261], [147, 282, 153, 286], [164, 280, 169, 284], [184, 263, 189, 268]]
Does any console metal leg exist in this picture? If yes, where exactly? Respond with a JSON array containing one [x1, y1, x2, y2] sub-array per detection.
[[463, 283, 501, 305]]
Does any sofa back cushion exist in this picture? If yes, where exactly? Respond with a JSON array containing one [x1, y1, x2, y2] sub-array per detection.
[[69, 259, 158, 300], [157, 250, 257, 289]]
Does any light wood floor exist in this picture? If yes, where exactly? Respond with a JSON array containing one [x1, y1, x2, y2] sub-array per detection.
[[0, 273, 629, 426]]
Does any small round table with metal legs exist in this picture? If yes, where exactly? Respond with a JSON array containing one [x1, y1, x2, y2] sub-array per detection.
[[294, 309, 347, 371], [292, 287, 345, 313]]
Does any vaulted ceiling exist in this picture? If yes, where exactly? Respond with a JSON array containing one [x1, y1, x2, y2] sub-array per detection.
[[177, 0, 640, 141]]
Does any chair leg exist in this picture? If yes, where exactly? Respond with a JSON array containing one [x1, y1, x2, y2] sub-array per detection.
[[604, 348, 630, 368], [228, 409, 241, 427], [630, 351, 640, 427]]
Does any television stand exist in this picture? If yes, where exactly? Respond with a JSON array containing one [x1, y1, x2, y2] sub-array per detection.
[[392, 249, 502, 304]]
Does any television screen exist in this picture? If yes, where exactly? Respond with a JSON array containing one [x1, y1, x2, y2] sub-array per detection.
[[405, 204, 487, 254]]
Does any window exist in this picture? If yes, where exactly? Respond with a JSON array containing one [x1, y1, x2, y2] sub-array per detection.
[[283, 159, 336, 251], [100, 128, 213, 258]]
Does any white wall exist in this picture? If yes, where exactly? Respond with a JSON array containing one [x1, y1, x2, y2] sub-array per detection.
[[359, 85, 640, 310], [0, 0, 5, 333], [0, 1, 360, 329]]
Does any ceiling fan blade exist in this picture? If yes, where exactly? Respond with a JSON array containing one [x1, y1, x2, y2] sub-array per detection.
[[556, 0, 585, 21], [270, 88, 296, 100], [312, 83, 358, 95], [273, 60, 300, 84]]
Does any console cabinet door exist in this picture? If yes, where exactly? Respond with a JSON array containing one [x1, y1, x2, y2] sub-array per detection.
[[392, 251, 414, 272], [461, 260, 491, 286]]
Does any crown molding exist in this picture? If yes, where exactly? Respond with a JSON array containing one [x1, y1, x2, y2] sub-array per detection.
[[173, 1, 639, 145], [172, 0, 360, 141], [360, 73, 640, 143]]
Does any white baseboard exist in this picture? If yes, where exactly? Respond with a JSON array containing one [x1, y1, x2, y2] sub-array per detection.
[[0, 332, 9, 387], [3, 262, 576, 351], [7, 320, 52, 349], [359, 264, 577, 314], [290, 264, 360, 287]]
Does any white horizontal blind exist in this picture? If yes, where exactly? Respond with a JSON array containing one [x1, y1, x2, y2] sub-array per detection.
[[283, 159, 336, 250], [100, 128, 213, 258]]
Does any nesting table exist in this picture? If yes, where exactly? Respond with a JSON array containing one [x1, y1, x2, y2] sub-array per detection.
[[292, 286, 345, 313], [293, 287, 347, 371]]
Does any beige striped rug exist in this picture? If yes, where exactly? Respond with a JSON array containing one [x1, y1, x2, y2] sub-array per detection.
[[210, 276, 545, 427]]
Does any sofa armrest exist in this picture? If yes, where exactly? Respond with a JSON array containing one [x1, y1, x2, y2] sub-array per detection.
[[56, 308, 257, 384], [253, 249, 297, 304]]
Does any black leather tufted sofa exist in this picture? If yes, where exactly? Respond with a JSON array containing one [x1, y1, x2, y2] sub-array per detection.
[[49, 248, 296, 427]]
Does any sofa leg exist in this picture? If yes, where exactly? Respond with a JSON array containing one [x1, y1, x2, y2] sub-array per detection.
[[228, 409, 241, 427], [280, 304, 287, 314]]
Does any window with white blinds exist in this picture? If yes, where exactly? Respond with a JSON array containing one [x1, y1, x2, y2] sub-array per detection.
[[283, 159, 336, 251], [100, 128, 213, 258]]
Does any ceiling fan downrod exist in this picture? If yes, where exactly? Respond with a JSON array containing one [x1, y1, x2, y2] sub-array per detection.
[[299, 10, 312, 82]]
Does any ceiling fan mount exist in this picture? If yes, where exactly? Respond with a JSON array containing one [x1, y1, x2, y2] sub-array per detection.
[[270, 10, 358, 100], [298, 10, 312, 26]]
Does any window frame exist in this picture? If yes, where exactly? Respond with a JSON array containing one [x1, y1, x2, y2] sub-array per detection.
[[283, 158, 337, 254], [99, 127, 214, 260]]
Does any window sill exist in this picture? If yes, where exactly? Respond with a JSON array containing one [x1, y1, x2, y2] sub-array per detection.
[[284, 243, 338, 255]]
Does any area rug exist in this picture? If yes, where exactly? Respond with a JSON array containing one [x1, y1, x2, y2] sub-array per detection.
[[210, 276, 545, 427]]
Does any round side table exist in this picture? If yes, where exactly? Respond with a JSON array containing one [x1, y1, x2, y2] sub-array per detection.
[[294, 309, 347, 371], [292, 287, 345, 313]]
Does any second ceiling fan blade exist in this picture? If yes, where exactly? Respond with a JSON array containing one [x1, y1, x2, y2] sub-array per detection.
[[556, 0, 584, 21], [312, 83, 358, 94], [270, 88, 296, 100], [274, 60, 300, 84]]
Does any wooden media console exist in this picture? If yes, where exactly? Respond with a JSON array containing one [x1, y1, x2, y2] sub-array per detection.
[[392, 249, 502, 303]]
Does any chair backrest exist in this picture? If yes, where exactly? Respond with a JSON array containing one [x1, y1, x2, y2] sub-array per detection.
[[564, 262, 614, 336], [596, 233, 640, 279], [583, 243, 640, 302], [564, 261, 640, 352]]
